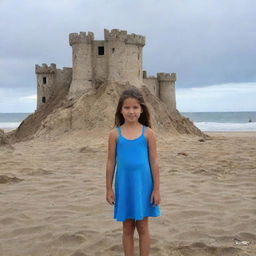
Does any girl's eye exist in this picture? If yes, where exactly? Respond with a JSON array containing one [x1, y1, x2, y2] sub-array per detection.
[[123, 106, 139, 109]]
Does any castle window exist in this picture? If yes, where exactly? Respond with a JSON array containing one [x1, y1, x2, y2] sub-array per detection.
[[112, 48, 115, 53], [43, 77, 47, 84], [98, 46, 104, 55], [42, 97, 46, 103]]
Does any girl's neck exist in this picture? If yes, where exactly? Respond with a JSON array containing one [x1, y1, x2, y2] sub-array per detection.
[[122, 121, 142, 129]]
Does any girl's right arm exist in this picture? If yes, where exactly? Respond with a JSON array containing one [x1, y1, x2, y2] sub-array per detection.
[[106, 129, 117, 205]]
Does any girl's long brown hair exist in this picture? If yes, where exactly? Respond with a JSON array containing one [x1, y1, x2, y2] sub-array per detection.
[[114, 88, 152, 128]]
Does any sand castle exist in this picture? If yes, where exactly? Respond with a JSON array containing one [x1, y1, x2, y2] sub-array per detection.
[[6, 28, 205, 143], [36, 29, 176, 112]]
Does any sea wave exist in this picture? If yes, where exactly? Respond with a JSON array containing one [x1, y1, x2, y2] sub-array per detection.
[[1, 121, 256, 132], [195, 122, 256, 132], [0, 122, 21, 129]]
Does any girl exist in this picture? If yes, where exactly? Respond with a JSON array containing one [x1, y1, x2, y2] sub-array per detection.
[[106, 88, 161, 256]]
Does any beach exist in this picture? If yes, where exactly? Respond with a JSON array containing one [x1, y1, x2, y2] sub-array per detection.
[[0, 131, 255, 256]]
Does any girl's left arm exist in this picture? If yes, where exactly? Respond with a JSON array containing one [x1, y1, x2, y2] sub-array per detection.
[[147, 128, 160, 192]]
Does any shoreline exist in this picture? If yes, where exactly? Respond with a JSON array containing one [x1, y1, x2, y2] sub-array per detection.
[[2, 128, 256, 134], [206, 131, 256, 133], [206, 131, 256, 137], [2, 128, 16, 133]]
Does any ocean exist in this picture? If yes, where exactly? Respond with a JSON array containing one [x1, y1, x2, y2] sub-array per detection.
[[182, 111, 256, 132], [0, 113, 31, 130], [0, 112, 256, 132]]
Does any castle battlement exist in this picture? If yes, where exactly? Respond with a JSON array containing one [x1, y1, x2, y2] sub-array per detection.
[[104, 29, 127, 41], [57, 67, 72, 72], [126, 33, 145, 46], [157, 73, 176, 82], [104, 29, 145, 46], [69, 32, 94, 46], [35, 63, 57, 74], [143, 71, 157, 79]]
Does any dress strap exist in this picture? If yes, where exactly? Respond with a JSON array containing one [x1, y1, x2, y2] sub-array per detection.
[[143, 125, 148, 135], [117, 127, 121, 137], [142, 125, 145, 135]]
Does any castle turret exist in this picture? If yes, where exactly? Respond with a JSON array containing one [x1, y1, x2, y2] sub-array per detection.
[[35, 63, 57, 109], [157, 73, 176, 112], [104, 29, 145, 86], [125, 32, 145, 86], [104, 29, 127, 83], [69, 32, 94, 98]]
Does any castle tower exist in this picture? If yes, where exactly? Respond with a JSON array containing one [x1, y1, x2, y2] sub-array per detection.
[[104, 29, 127, 83], [69, 32, 94, 98], [157, 73, 176, 112], [125, 31, 145, 85], [104, 29, 145, 86], [35, 63, 57, 109]]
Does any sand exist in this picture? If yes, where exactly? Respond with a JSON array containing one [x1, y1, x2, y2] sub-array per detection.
[[0, 131, 255, 256]]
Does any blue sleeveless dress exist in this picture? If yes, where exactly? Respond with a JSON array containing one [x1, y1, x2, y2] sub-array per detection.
[[113, 125, 161, 222]]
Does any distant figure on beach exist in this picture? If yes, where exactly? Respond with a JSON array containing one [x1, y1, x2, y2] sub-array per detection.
[[248, 118, 252, 122], [106, 88, 161, 255]]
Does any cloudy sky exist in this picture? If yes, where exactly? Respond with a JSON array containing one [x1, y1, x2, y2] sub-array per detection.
[[0, 0, 255, 112]]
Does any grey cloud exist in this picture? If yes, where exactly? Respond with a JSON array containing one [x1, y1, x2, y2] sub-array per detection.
[[0, 0, 256, 90]]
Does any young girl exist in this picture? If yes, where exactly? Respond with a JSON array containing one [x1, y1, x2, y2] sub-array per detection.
[[106, 88, 161, 256]]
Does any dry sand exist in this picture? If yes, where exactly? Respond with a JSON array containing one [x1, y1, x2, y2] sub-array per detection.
[[0, 131, 255, 256]]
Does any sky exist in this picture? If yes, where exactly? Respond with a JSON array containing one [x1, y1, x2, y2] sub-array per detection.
[[0, 0, 256, 112]]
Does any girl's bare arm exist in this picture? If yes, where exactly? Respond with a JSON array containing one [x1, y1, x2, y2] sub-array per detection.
[[106, 129, 117, 191], [147, 128, 160, 192]]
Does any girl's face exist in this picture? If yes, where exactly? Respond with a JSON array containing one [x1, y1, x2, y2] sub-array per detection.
[[121, 97, 143, 123]]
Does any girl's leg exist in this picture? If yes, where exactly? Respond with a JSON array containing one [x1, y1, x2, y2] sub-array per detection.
[[122, 218, 136, 256], [135, 217, 150, 256]]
